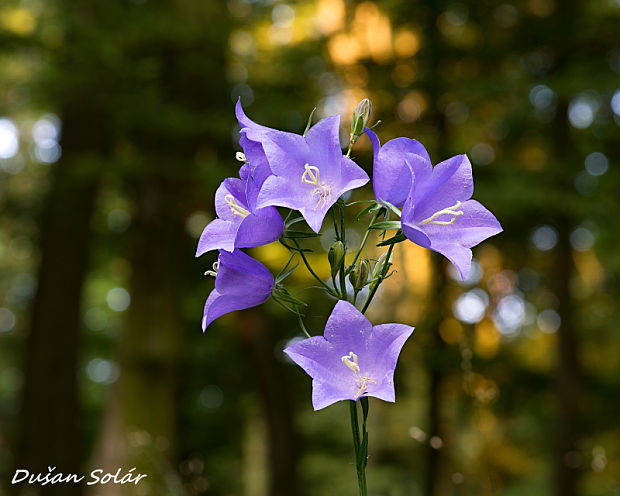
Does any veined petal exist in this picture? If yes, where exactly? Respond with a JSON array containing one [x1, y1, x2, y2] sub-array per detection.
[[338, 156, 370, 193], [421, 200, 503, 249], [324, 300, 373, 347], [215, 178, 248, 222], [215, 250, 274, 297], [235, 207, 284, 248], [256, 175, 308, 211], [366, 130, 428, 207], [196, 219, 238, 256], [304, 115, 342, 184], [413, 154, 473, 219], [311, 379, 357, 410], [430, 243, 472, 281], [245, 128, 309, 177]]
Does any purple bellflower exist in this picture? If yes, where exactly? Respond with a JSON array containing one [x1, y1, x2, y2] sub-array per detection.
[[202, 249, 274, 331], [400, 153, 502, 280], [365, 129, 429, 207], [196, 167, 284, 256], [242, 114, 369, 233], [284, 300, 414, 410], [235, 100, 276, 191]]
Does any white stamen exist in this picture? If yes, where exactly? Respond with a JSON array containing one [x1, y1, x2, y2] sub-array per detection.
[[341, 351, 376, 399], [204, 260, 220, 277], [224, 194, 251, 218], [418, 201, 463, 226], [235, 152, 246, 162], [301, 163, 332, 209]]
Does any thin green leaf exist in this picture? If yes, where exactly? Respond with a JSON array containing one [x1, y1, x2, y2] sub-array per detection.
[[285, 216, 306, 228], [303, 107, 317, 137], [380, 199, 402, 218], [377, 232, 406, 246], [275, 262, 299, 284], [283, 230, 320, 239], [369, 221, 402, 230]]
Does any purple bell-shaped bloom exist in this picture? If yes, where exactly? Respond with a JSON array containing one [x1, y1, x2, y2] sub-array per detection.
[[284, 300, 414, 410], [196, 166, 284, 256], [202, 250, 274, 331], [401, 153, 502, 280], [365, 128, 430, 207], [242, 114, 369, 233]]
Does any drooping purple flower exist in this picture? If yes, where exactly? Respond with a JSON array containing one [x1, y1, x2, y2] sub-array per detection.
[[243, 114, 369, 233], [196, 167, 284, 256], [365, 129, 430, 207], [202, 249, 274, 331], [400, 153, 502, 280], [284, 300, 414, 410]]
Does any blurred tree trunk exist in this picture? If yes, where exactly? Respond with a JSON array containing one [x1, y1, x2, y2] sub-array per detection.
[[90, 168, 190, 496], [238, 311, 299, 496], [16, 115, 103, 496], [423, 256, 449, 496], [550, 97, 582, 496]]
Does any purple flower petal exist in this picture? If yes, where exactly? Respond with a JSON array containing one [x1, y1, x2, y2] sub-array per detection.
[[255, 117, 369, 233], [401, 149, 503, 280], [366, 129, 431, 207], [202, 250, 274, 331], [284, 300, 414, 410]]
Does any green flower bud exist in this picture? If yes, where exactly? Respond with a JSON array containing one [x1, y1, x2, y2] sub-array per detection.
[[372, 251, 393, 280], [349, 258, 370, 292], [350, 98, 372, 141], [328, 241, 345, 278]]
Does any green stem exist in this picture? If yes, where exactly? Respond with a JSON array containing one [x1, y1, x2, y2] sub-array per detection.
[[297, 313, 311, 338], [291, 238, 337, 297], [349, 400, 368, 496], [338, 201, 347, 299], [360, 241, 395, 315], [349, 210, 382, 269]]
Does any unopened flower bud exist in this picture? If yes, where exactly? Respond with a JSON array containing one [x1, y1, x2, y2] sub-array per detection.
[[328, 241, 345, 278], [372, 251, 393, 280], [349, 258, 370, 292], [350, 98, 372, 141]]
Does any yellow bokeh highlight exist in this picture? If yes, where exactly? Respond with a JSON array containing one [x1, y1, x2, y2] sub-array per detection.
[[439, 317, 462, 344], [353, 2, 392, 63], [573, 250, 604, 291], [316, 0, 345, 35], [475, 319, 500, 359], [1, 7, 36, 36], [328, 33, 362, 66], [394, 29, 420, 58]]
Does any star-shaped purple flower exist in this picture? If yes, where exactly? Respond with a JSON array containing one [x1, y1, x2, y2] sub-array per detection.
[[284, 300, 414, 410], [243, 114, 369, 233], [202, 249, 274, 331], [401, 153, 503, 280], [365, 129, 429, 207], [196, 167, 284, 256]]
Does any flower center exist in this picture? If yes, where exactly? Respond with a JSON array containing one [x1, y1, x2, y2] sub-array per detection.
[[301, 163, 332, 209], [418, 200, 463, 226], [224, 194, 251, 218], [204, 260, 219, 277], [341, 351, 376, 399]]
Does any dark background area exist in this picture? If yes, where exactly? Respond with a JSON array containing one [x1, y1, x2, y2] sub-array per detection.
[[0, 0, 619, 495]]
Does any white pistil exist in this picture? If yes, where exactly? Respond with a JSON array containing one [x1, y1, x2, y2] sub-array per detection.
[[204, 260, 219, 277], [235, 152, 246, 162], [341, 351, 376, 399], [301, 163, 332, 209], [224, 194, 251, 218], [418, 200, 464, 226]]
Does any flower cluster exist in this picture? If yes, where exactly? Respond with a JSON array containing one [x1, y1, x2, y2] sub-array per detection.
[[196, 98, 502, 410]]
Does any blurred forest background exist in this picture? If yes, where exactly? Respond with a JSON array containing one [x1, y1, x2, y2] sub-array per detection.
[[0, 0, 619, 495]]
